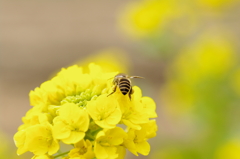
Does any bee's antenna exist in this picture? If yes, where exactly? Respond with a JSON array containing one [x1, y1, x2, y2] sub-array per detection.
[[129, 76, 144, 79]]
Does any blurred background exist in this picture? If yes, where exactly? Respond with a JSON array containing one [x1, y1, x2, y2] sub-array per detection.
[[1, 0, 240, 159]]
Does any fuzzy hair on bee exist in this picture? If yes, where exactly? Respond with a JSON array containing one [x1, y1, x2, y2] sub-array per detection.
[[107, 73, 143, 100]]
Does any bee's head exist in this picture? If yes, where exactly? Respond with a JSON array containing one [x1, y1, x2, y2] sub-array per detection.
[[115, 73, 127, 78], [111, 73, 127, 84]]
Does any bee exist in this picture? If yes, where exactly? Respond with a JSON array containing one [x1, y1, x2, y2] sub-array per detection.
[[107, 73, 143, 100]]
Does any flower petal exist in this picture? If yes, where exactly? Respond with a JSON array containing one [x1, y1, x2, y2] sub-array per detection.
[[52, 119, 71, 139], [61, 131, 85, 144], [136, 141, 150, 156]]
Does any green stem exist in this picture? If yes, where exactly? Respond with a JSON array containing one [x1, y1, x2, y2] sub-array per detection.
[[53, 151, 70, 158], [92, 127, 102, 135], [85, 133, 95, 141]]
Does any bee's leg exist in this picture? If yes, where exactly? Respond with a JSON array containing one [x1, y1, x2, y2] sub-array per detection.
[[128, 87, 134, 100], [107, 84, 117, 97]]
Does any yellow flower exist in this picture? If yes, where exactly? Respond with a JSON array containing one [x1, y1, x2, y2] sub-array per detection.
[[52, 103, 89, 144], [116, 146, 126, 159], [160, 33, 236, 114], [215, 140, 240, 159], [177, 33, 235, 83], [18, 107, 50, 131], [68, 139, 95, 159], [136, 86, 157, 118], [14, 123, 59, 156], [14, 63, 157, 158], [112, 86, 151, 130], [29, 64, 115, 112], [123, 120, 157, 156], [196, 0, 237, 9], [87, 94, 122, 129], [31, 154, 54, 159], [13, 129, 28, 155], [119, 0, 177, 37], [94, 127, 127, 159]]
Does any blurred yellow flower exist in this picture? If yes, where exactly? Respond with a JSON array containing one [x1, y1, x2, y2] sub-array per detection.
[[118, 0, 237, 46], [119, 0, 177, 37], [160, 32, 236, 114], [77, 49, 129, 74], [196, 0, 237, 9], [215, 140, 240, 159], [174, 34, 235, 83]]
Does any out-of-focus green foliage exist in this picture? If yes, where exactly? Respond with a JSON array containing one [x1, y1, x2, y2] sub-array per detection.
[[158, 33, 240, 158]]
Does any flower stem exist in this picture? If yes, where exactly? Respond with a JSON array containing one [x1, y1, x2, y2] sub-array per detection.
[[53, 151, 70, 158], [85, 133, 95, 141]]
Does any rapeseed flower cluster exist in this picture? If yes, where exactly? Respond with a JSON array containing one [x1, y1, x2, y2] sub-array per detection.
[[14, 63, 157, 159]]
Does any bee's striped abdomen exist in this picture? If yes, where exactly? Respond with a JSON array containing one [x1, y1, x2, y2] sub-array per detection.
[[119, 78, 131, 95]]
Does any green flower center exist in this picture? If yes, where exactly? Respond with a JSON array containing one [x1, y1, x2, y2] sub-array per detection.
[[60, 89, 99, 107]]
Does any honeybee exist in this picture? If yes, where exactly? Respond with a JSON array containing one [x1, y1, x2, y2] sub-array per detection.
[[107, 73, 143, 100]]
